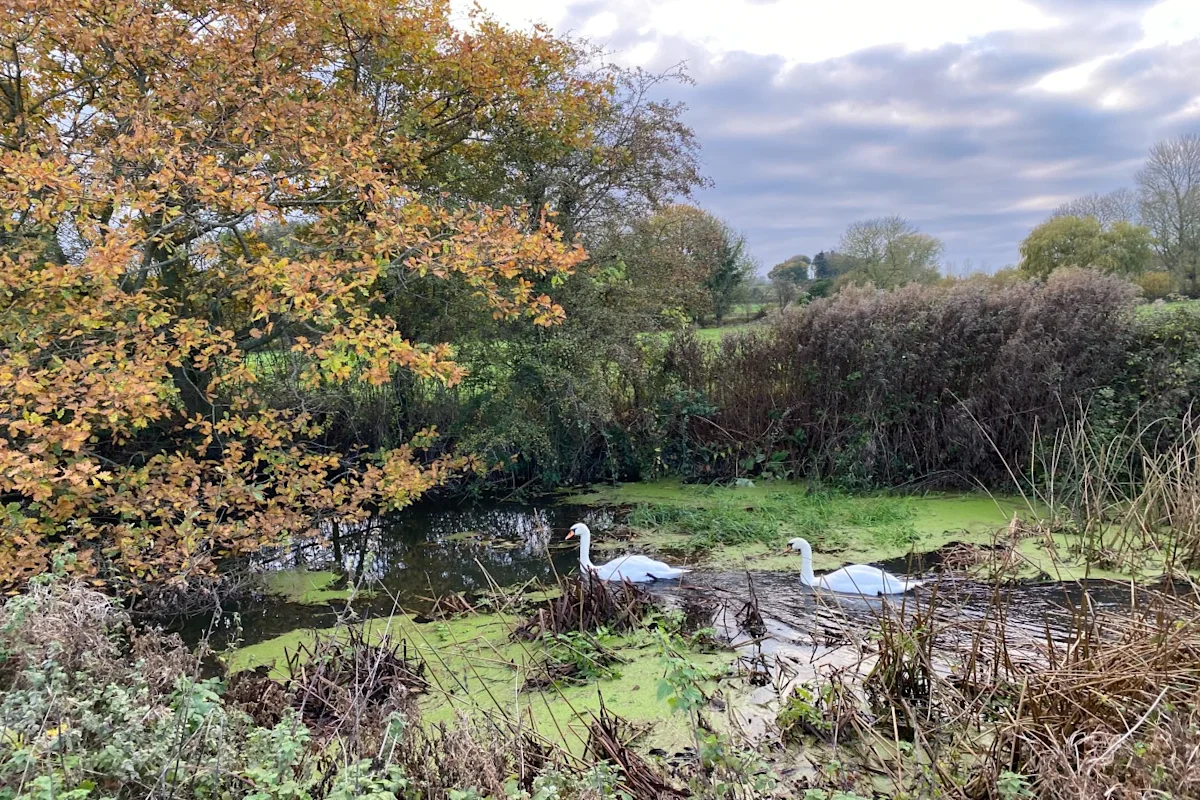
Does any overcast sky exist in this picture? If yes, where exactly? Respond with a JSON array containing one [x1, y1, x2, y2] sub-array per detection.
[[453, 0, 1200, 273]]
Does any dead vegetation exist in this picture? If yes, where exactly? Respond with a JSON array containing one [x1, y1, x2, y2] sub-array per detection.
[[864, 598, 937, 731], [226, 665, 291, 728], [586, 704, 691, 798], [513, 574, 656, 640], [1026, 410, 1200, 573], [284, 626, 427, 733], [0, 580, 127, 681], [1003, 598, 1200, 798], [520, 631, 625, 691], [422, 590, 479, 619], [735, 576, 766, 638], [763, 571, 1200, 799]]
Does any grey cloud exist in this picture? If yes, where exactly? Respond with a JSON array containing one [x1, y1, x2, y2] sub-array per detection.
[[560, 3, 1200, 270]]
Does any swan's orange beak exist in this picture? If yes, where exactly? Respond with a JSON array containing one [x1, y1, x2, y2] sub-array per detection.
[[565, 531, 576, 540]]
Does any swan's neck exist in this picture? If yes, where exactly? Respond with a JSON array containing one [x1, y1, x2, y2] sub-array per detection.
[[796, 541, 817, 587], [578, 530, 595, 570]]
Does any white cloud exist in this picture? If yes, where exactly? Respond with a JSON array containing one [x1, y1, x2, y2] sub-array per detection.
[[823, 100, 1017, 130], [449, 0, 566, 30], [1035, 56, 1107, 93], [1165, 95, 1200, 124], [1003, 194, 1072, 213], [580, 11, 620, 39], [458, 0, 1056, 64], [1032, 0, 1200, 100], [1099, 89, 1130, 110], [621, 40, 660, 66], [633, 0, 1055, 64], [1141, 0, 1200, 48], [449, 0, 1200, 269]]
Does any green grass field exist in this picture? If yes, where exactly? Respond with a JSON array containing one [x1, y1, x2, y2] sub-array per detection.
[[1136, 298, 1200, 317], [695, 321, 764, 342]]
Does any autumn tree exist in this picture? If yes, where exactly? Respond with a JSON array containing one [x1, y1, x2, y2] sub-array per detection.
[[1138, 133, 1200, 294], [613, 205, 751, 325], [1019, 216, 1153, 278], [384, 62, 710, 346], [515, 65, 709, 244], [366, 61, 712, 491], [838, 216, 943, 288], [1052, 189, 1141, 227], [769, 255, 810, 282], [768, 255, 810, 308], [0, 0, 597, 590]]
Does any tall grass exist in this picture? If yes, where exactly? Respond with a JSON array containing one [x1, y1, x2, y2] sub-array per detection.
[[763, 563, 1200, 798], [1020, 408, 1200, 573]]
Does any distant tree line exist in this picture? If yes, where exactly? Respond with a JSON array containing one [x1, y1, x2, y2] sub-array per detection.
[[1022, 133, 1200, 295], [764, 132, 1200, 304], [766, 216, 943, 308]]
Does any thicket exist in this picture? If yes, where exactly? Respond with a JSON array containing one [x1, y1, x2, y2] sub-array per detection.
[[662, 268, 1155, 486], [348, 269, 1200, 492]]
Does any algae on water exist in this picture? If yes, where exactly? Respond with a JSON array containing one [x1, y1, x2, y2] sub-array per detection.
[[574, 480, 1034, 572], [229, 609, 739, 754], [571, 479, 1192, 582]]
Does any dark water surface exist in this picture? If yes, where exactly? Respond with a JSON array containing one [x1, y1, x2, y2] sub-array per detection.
[[189, 502, 613, 644], [190, 501, 1156, 649]]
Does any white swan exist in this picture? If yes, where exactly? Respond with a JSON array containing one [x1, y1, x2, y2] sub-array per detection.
[[788, 538, 920, 596], [567, 523, 689, 582]]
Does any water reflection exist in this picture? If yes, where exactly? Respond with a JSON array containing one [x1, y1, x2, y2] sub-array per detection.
[[201, 501, 1167, 651], [208, 503, 616, 644], [283, 504, 620, 592]]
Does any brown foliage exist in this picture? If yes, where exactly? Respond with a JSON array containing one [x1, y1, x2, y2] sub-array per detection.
[[586, 705, 691, 798], [666, 269, 1139, 485], [225, 666, 291, 729], [1019, 604, 1200, 738], [994, 598, 1200, 799], [425, 591, 480, 620], [0, 0, 598, 590], [0, 580, 126, 683], [285, 627, 427, 734], [513, 575, 655, 640]]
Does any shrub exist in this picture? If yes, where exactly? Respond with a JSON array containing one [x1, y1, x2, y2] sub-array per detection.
[[661, 269, 1142, 487], [385, 269, 1200, 494], [1135, 271, 1177, 301]]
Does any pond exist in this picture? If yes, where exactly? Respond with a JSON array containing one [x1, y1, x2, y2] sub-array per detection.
[[181, 491, 1199, 792], [196, 497, 1147, 650]]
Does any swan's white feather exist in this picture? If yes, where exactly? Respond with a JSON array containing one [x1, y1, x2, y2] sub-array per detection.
[[568, 523, 689, 583], [816, 564, 920, 595], [593, 554, 689, 583], [789, 537, 919, 596]]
